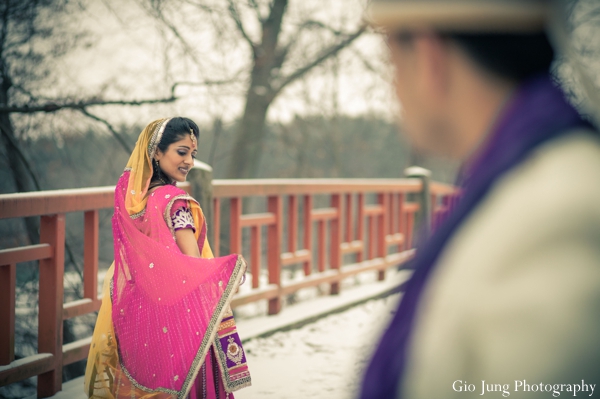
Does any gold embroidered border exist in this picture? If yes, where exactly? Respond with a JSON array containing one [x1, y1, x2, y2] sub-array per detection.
[[129, 208, 146, 220], [147, 118, 172, 160], [163, 193, 198, 241], [179, 255, 247, 398], [218, 319, 236, 331], [213, 303, 252, 393], [111, 254, 247, 397], [222, 307, 233, 318], [217, 328, 239, 340], [213, 332, 252, 393]]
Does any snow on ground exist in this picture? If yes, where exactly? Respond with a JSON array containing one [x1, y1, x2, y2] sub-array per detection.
[[236, 293, 400, 399], [9, 268, 407, 399], [16, 286, 403, 399]]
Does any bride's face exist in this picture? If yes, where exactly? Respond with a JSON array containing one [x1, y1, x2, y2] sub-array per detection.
[[154, 134, 197, 182]]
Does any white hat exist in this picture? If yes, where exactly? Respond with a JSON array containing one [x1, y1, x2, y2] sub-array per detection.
[[366, 0, 551, 32]]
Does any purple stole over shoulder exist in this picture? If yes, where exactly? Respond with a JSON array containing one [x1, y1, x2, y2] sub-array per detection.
[[360, 74, 596, 398]]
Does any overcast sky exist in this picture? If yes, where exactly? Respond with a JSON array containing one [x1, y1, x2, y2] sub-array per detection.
[[44, 0, 395, 130], [17, 0, 600, 137]]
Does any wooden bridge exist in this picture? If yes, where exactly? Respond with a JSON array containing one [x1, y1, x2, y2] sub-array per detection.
[[0, 163, 455, 398]]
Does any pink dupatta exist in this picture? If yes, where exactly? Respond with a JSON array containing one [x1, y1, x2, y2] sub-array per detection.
[[85, 119, 250, 399], [111, 173, 248, 397]]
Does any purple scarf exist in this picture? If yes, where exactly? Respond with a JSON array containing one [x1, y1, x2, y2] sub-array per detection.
[[360, 74, 595, 398]]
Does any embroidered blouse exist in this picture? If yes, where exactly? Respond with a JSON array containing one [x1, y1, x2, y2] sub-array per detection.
[[170, 199, 196, 233]]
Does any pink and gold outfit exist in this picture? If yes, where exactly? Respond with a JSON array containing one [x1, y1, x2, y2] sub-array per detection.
[[85, 118, 251, 398]]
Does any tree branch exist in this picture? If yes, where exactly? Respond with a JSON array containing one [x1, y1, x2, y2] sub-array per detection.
[[0, 96, 177, 113], [141, 0, 205, 67], [11, 84, 40, 102], [227, 0, 256, 51], [77, 108, 133, 154], [170, 76, 243, 96], [271, 25, 366, 98], [348, 46, 389, 81], [0, 121, 42, 190], [273, 43, 290, 70], [272, 19, 325, 70], [0, 2, 10, 63], [247, 0, 263, 22], [302, 19, 346, 36], [181, 0, 218, 14]]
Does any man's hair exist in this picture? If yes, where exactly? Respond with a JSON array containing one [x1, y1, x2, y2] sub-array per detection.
[[394, 31, 555, 82], [450, 33, 555, 82]]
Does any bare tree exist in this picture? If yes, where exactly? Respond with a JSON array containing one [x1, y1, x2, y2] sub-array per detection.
[[143, 0, 366, 178], [0, 0, 76, 242], [0, 3, 184, 389], [225, 0, 365, 178], [0, 1, 177, 199]]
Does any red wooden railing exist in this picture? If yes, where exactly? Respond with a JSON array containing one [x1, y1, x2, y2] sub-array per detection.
[[212, 179, 430, 314], [0, 177, 455, 397]]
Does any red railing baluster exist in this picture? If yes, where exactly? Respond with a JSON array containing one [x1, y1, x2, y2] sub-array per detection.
[[387, 193, 393, 238], [0, 178, 456, 392], [230, 197, 242, 254], [38, 214, 65, 398], [84, 210, 99, 302], [377, 193, 388, 281], [398, 193, 406, 251], [317, 220, 326, 273], [345, 193, 353, 243], [388, 193, 394, 237], [213, 198, 221, 257], [0, 263, 16, 365], [357, 193, 365, 262], [250, 226, 261, 288], [406, 210, 415, 249], [288, 195, 297, 253], [303, 195, 313, 275], [368, 215, 375, 261], [330, 194, 342, 294], [267, 195, 282, 315]]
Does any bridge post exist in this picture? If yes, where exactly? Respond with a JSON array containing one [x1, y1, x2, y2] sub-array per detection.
[[404, 166, 432, 238], [267, 196, 283, 315], [377, 193, 388, 281], [38, 214, 65, 398], [330, 194, 342, 294], [0, 263, 16, 365], [188, 160, 214, 242]]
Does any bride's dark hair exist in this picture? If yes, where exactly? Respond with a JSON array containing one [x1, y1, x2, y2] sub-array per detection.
[[150, 117, 200, 189]]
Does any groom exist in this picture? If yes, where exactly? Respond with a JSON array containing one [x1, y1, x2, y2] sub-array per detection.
[[360, 1, 600, 398]]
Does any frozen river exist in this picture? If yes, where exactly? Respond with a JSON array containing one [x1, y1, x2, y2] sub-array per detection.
[[236, 293, 401, 399]]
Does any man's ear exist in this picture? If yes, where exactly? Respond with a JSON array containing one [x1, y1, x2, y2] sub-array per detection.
[[415, 33, 451, 106]]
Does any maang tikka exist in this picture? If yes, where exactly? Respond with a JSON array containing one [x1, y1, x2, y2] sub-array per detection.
[[190, 128, 197, 146]]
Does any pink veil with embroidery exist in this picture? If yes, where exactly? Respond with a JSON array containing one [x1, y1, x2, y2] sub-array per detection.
[[85, 118, 249, 398], [113, 175, 244, 396]]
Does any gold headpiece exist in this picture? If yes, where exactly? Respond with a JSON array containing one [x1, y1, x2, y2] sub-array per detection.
[[190, 128, 197, 147]]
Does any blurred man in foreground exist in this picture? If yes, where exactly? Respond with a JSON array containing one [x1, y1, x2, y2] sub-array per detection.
[[360, 1, 600, 398]]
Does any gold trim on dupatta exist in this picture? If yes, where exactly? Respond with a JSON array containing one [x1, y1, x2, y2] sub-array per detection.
[[124, 118, 172, 218], [109, 255, 247, 398]]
